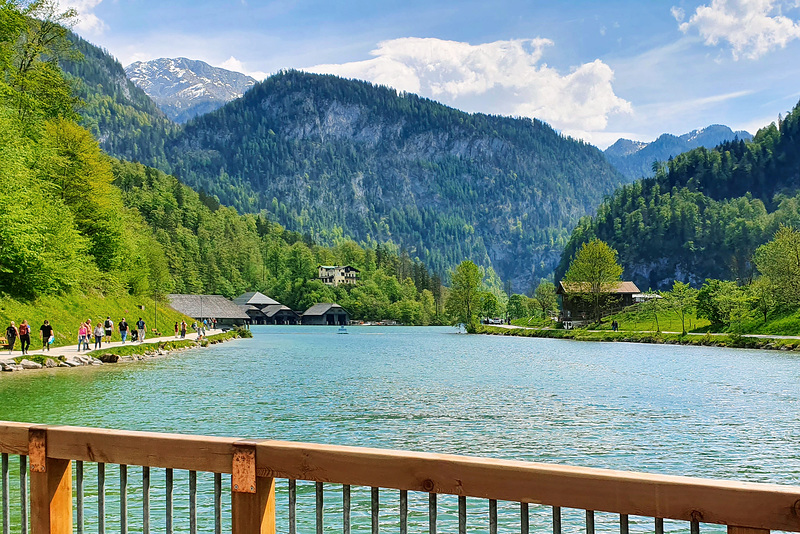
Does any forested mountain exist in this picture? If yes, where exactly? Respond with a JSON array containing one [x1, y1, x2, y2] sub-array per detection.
[[149, 70, 624, 290], [59, 32, 175, 168], [558, 103, 800, 289], [0, 3, 451, 325], [125, 58, 256, 123], [605, 125, 752, 180]]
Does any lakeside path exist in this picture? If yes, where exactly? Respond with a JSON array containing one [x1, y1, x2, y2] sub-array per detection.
[[10, 329, 225, 359], [493, 324, 800, 340]]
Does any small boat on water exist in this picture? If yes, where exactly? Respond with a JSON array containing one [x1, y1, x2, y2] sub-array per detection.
[[337, 325, 348, 334]]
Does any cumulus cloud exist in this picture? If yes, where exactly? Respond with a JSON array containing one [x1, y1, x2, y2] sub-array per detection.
[[219, 56, 270, 80], [676, 0, 800, 59], [59, 0, 107, 34], [306, 37, 631, 133]]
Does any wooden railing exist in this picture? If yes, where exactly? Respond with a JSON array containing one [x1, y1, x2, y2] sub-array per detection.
[[1, 421, 799, 534]]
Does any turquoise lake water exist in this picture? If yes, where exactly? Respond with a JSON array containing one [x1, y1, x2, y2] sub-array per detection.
[[1, 326, 799, 533]]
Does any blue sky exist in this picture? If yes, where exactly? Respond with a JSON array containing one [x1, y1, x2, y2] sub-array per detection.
[[66, 0, 800, 148]]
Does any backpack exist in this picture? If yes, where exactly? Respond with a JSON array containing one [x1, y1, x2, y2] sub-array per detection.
[[105, 319, 112, 329]]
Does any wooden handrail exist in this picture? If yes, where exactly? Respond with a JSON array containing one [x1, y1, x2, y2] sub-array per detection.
[[2, 421, 800, 533]]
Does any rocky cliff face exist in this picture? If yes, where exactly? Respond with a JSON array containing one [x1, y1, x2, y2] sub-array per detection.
[[125, 58, 256, 123]]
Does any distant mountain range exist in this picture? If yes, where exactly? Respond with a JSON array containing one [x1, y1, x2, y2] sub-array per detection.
[[605, 125, 753, 180], [124, 58, 257, 123]]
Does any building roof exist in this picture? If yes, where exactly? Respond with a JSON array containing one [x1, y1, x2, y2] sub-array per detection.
[[302, 303, 348, 316], [557, 281, 640, 295], [233, 291, 280, 306], [168, 294, 250, 320], [318, 265, 360, 272], [262, 304, 299, 318]]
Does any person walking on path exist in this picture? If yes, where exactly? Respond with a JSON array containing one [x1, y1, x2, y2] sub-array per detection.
[[77, 323, 88, 351], [93, 323, 104, 349], [18, 320, 31, 355], [180, 320, 187, 339], [136, 318, 146, 343], [174, 322, 179, 338], [119, 318, 128, 343], [39, 320, 53, 351], [104, 317, 114, 343], [5, 322, 18, 355]]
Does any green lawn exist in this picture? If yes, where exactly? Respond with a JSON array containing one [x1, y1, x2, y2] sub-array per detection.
[[595, 307, 711, 333]]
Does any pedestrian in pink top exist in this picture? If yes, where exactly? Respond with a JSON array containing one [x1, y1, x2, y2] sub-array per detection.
[[77, 323, 88, 352]]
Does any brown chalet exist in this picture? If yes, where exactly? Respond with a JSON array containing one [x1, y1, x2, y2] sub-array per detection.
[[556, 281, 640, 320]]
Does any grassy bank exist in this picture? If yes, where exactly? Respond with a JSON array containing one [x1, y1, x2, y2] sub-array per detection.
[[87, 329, 249, 359], [0, 291, 192, 351], [477, 325, 800, 351], [10, 329, 249, 367]]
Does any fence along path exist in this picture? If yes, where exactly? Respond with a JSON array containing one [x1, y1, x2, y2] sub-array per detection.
[[1, 421, 799, 534]]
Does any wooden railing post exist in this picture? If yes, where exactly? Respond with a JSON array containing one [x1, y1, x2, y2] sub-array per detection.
[[28, 428, 72, 534], [232, 442, 275, 534]]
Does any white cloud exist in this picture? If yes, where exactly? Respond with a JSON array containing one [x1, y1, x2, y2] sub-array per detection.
[[305, 37, 631, 134], [58, 0, 107, 34], [676, 0, 800, 59], [219, 56, 271, 80]]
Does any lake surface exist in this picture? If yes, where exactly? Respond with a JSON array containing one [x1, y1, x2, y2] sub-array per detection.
[[1, 326, 799, 533]]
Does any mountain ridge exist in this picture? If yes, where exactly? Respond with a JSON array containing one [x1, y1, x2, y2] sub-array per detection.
[[605, 124, 753, 179], [125, 57, 257, 123]]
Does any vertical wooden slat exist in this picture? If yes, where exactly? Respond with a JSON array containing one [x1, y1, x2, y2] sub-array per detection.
[[316, 482, 323, 534], [343, 485, 351, 534], [30, 457, 72, 534], [620, 514, 629, 534], [429, 493, 436, 534], [231, 476, 275, 534], [20, 456, 27, 534], [142, 467, 150, 534], [97, 463, 105, 534], [553, 506, 562, 534], [399, 490, 407, 534], [189, 471, 197, 534], [586, 510, 595, 534], [691, 519, 700, 534], [214, 473, 222, 534], [1, 453, 8, 534], [120, 465, 127, 534], [76, 461, 83, 534], [489, 500, 497, 534], [655, 518, 664, 534], [166, 469, 173, 534], [371, 487, 379, 534], [458, 496, 466, 534], [288, 480, 296, 534], [521, 502, 529, 534]]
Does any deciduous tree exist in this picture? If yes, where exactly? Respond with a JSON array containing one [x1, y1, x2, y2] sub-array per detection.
[[563, 239, 623, 321]]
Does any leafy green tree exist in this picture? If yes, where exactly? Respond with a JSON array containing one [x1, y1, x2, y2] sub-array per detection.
[[637, 293, 665, 332], [748, 277, 776, 323], [665, 281, 698, 335], [445, 260, 482, 329], [563, 239, 623, 321], [507, 294, 528, 319], [479, 292, 499, 322], [753, 225, 800, 309], [534, 281, 558, 318], [697, 279, 750, 330]]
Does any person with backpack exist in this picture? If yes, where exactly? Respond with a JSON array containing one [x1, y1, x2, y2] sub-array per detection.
[[104, 316, 114, 342], [180, 320, 187, 338], [39, 320, 54, 351], [136, 318, 146, 342], [5, 322, 18, 355], [18, 320, 31, 355], [119, 318, 129, 343]]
